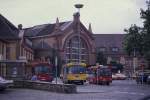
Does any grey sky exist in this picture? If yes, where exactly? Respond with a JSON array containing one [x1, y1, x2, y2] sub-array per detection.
[[0, 0, 147, 34]]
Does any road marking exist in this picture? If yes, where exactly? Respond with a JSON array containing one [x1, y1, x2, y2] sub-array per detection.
[[78, 89, 145, 96], [114, 91, 145, 95]]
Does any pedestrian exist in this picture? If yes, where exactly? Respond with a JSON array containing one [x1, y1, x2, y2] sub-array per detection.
[[31, 74, 38, 81], [127, 74, 130, 80]]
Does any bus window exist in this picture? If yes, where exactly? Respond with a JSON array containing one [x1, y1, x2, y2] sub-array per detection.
[[97, 68, 111, 76], [68, 66, 86, 74], [34, 66, 52, 74]]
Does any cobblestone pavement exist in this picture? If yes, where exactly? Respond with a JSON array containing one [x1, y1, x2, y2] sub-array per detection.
[[0, 80, 150, 100]]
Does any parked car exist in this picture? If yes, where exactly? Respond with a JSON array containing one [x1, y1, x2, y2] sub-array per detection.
[[0, 76, 13, 91], [112, 73, 127, 80], [112, 74, 117, 80]]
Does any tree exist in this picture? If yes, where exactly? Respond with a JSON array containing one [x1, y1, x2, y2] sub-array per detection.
[[123, 24, 143, 56], [123, 1, 150, 69], [140, 1, 150, 67], [96, 51, 107, 65]]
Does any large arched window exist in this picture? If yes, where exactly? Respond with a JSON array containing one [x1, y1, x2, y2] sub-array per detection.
[[65, 36, 88, 63]]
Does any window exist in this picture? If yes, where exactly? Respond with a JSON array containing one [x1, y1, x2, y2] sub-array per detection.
[[2, 44, 4, 54], [6, 46, 10, 59], [111, 47, 119, 52], [65, 36, 88, 63], [99, 47, 106, 52]]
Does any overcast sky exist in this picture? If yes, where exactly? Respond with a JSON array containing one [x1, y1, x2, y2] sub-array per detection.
[[0, 0, 147, 34]]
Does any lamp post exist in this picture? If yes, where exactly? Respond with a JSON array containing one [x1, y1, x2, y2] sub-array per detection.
[[133, 47, 138, 74], [74, 4, 84, 63], [133, 48, 136, 73], [55, 56, 58, 84], [74, 4, 84, 12]]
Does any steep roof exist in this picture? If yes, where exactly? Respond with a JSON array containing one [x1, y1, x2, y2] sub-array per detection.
[[0, 14, 19, 39], [94, 34, 126, 53], [24, 21, 71, 37], [34, 41, 52, 50]]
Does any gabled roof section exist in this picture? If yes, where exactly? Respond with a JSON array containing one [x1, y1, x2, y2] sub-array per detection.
[[79, 22, 94, 39], [0, 14, 19, 39], [60, 21, 72, 31], [94, 34, 125, 49], [24, 24, 49, 37], [34, 41, 52, 50], [24, 21, 71, 37]]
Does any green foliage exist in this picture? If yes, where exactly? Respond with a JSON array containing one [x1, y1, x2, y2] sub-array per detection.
[[123, 25, 143, 56], [96, 51, 107, 65], [123, 0, 150, 68], [140, 1, 150, 67]]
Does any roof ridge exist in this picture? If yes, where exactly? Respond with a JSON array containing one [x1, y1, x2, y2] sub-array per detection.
[[94, 33, 124, 35], [25, 21, 71, 29]]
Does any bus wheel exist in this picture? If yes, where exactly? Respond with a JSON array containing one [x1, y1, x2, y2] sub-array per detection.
[[68, 81, 71, 84], [107, 82, 110, 86], [81, 81, 84, 85]]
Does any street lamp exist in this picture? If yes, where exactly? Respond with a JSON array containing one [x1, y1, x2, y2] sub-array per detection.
[[74, 4, 84, 12], [74, 4, 84, 63]]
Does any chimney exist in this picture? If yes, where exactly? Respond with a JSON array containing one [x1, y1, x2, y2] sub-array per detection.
[[18, 24, 23, 30], [18, 24, 24, 38]]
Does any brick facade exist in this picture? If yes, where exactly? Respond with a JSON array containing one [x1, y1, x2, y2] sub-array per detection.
[[24, 13, 96, 65]]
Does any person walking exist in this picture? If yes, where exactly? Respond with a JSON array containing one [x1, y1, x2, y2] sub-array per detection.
[[31, 74, 38, 81]]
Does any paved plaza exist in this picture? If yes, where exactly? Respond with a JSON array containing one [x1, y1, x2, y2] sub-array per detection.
[[0, 80, 150, 100]]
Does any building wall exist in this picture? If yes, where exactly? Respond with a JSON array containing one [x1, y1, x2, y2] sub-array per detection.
[[94, 34, 148, 75], [0, 38, 34, 78], [30, 29, 96, 65], [20, 45, 34, 61], [7, 43, 17, 60], [0, 40, 7, 77], [0, 41, 7, 60]]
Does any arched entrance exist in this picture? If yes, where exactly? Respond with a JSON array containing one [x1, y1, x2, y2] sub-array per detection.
[[64, 36, 89, 63]]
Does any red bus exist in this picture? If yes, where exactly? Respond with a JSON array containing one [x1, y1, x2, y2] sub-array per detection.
[[88, 65, 112, 85], [27, 61, 53, 82]]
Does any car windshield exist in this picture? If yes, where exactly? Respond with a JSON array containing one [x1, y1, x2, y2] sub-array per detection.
[[68, 66, 86, 74]]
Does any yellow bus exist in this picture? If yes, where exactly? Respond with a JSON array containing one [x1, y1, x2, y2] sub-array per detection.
[[61, 62, 87, 84]]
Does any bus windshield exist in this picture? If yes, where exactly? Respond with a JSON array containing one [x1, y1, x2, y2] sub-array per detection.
[[34, 66, 52, 74], [97, 68, 111, 76], [68, 66, 86, 74]]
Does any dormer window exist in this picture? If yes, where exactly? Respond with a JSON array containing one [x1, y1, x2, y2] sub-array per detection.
[[111, 47, 119, 52]]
